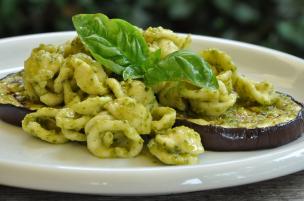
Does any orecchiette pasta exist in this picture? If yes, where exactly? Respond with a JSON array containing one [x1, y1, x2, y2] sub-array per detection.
[[216, 70, 234, 93], [105, 97, 152, 134], [84, 111, 114, 133], [143, 26, 191, 58], [19, 26, 284, 165], [22, 108, 68, 144], [85, 116, 144, 158], [122, 80, 158, 111], [190, 93, 237, 116], [24, 44, 64, 104], [53, 65, 73, 94], [106, 78, 158, 111], [148, 126, 204, 165], [62, 81, 82, 106], [180, 83, 219, 101], [234, 74, 277, 105], [39, 92, 63, 107], [178, 74, 236, 116], [190, 80, 237, 116], [106, 78, 126, 98], [61, 129, 86, 142], [157, 82, 188, 111], [151, 107, 176, 132], [24, 45, 109, 107], [55, 108, 91, 141], [72, 54, 108, 95], [71, 96, 112, 115], [200, 48, 237, 75], [55, 108, 90, 130], [63, 37, 89, 57]]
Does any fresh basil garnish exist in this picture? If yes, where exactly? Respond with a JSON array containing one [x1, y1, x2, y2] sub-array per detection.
[[72, 13, 149, 79], [73, 13, 218, 89], [144, 50, 218, 88]]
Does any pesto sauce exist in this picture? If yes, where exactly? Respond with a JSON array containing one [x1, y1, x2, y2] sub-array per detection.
[[187, 93, 302, 128]]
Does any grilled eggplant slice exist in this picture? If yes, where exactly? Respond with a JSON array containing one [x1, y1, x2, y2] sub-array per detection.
[[176, 93, 304, 151], [0, 104, 32, 127], [0, 71, 38, 126]]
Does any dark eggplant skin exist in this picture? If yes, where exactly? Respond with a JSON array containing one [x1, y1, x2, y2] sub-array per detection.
[[0, 104, 33, 127], [175, 98, 304, 151], [0, 72, 35, 126]]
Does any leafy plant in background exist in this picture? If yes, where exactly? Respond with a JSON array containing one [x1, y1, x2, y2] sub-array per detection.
[[0, 0, 303, 58]]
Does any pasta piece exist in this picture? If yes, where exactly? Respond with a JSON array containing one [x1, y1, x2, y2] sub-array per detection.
[[22, 108, 68, 144], [55, 108, 91, 141], [157, 39, 180, 58], [105, 97, 152, 134], [39, 92, 63, 107], [143, 26, 191, 58], [54, 53, 110, 105], [24, 44, 64, 104], [180, 82, 219, 101], [85, 117, 144, 158], [234, 74, 277, 105], [84, 111, 114, 133], [24, 45, 108, 107], [62, 81, 82, 106], [151, 107, 176, 132], [190, 93, 237, 116], [61, 129, 86, 142], [148, 126, 204, 165], [216, 70, 234, 93], [71, 96, 112, 115], [122, 80, 158, 110], [200, 48, 236, 75], [72, 54, 108, 95], [152, 82, 167, 94], [53, 66, 73, 93], [189, 81, 237, 116], [157, 82, 188, 111], [56, 108, 91, 131], [106, 78, 126, 98], [63, 37, 89, 57], [144, 27, 191, 49]]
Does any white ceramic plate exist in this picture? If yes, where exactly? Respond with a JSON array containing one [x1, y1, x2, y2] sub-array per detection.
[[0, 32, 303, 195]]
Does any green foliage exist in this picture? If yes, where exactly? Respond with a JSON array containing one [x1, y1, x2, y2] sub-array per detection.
[[0, 0, 303, 58], [73, 13, 149, 78], [144, 50, 218, 89], [73, 13, 218, 88]]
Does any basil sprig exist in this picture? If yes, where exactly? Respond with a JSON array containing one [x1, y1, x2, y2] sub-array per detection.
[[144, 50, 218, 88], [72, 13, 218, 89]]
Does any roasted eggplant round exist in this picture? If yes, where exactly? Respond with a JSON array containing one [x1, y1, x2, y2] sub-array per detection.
[[0, 104, 32, 127], [0, 72, 35, 126], [175, 95, 304, 151]]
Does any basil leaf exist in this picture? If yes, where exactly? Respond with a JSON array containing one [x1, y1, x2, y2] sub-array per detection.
[[145, 49, 161, 68], [144, 50, 219, 89], [72, 13, 149, 79], [72, 13, 218, 89], [123, 66, 144, 79]]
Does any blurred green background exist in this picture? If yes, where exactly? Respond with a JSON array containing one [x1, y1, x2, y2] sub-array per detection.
[[0, 0, 303, 58]]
